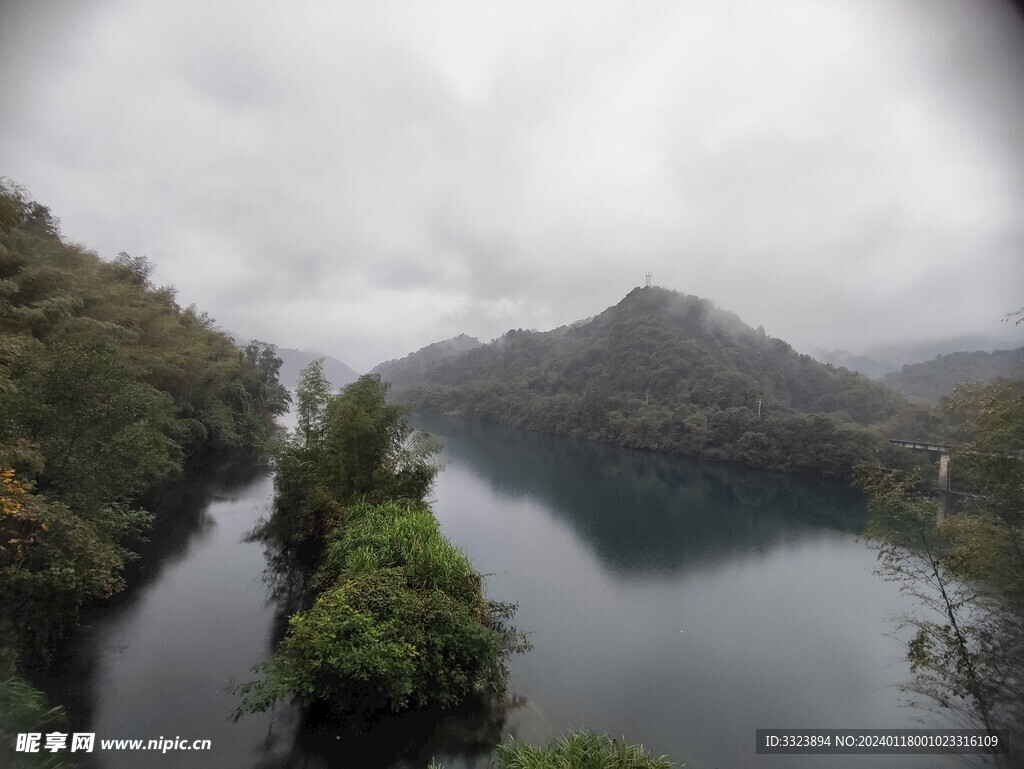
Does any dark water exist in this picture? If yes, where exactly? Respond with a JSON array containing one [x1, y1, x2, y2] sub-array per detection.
[[52, 416, 964, 769]]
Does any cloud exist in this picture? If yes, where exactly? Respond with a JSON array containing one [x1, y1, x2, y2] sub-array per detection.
[[1, 0, 1022, 370]]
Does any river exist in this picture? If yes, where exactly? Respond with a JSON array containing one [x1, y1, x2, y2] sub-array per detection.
[[49, 415, 967, 769]]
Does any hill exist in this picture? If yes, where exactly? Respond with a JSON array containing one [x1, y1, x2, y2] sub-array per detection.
[[392, 286, 918, 480], [806, 348, 897, 379], [275, 347, 359, 390], [882, 348, 1024, 404], [0, 181, 289, 722], [370, 334, 482, 389]]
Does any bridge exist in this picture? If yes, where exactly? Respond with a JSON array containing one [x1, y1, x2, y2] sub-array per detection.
[[889, 439, 1022, 517], [888, 439, 953, 454], [889, 439, 955, 515]]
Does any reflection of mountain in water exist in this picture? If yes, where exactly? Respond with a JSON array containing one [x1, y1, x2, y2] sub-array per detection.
[[412, 413, 867, 575]]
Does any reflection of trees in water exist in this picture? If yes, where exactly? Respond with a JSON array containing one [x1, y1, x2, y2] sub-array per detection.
[[32, 449, 272, 765], [412, 414, 867, 575], [124, 448, 270, 591], [251, 694, 507, 769]]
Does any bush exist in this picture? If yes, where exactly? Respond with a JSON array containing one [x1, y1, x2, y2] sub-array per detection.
[[427, 732, 681, 769], [234, 499, 524, 720]]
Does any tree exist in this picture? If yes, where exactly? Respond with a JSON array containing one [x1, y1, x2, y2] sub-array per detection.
[[271, 368, 443, 550], [855, 378, 1024, 765], [320, 374, 442, 506], [0, 181, 289, 695], [294, 358, 331, 454], [236, 371, 520, 722], [234, 500, 522, 720]]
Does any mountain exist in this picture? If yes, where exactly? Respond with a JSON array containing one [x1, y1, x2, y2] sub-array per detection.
[[226, 334, 360, 390], [806, 348, 898, 380], [807, 333, 1024, 382], [864, 333, 1021, 369], [371, 334, 482, 390], [276, 347, 359, 390], [391, 286, 918, 480], [882, 348, 1024, 404]]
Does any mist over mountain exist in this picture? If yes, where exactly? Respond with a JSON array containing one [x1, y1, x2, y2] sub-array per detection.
[[882, 347, 1024, 404], [370, 334, 482, 390], [232, 335, 360, 390], [276, 348, 359, 391], [383, 286, 921, 480], [805, 349, 898, 380]]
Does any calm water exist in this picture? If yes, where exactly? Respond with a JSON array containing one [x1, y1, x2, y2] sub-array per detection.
[[51, 416, 967, 769]]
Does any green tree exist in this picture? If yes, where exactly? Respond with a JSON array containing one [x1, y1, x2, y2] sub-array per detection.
[[856, 378, 1023, 762], [234, 500, 522, 720], [321, 374, 442, 505], [0, 181, 289, 699], [237, 370, 520, 721], [270, 369, 443, 550]]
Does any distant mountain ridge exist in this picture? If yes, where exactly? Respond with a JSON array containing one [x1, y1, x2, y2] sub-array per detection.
[[370, 334, 482, 390], [882, 347, 1024, 404], [806, 348, 897, 380], [386, 286, 915, 480], [228, 335, 360, 391], [809, 334, 1023, 381], [230, 334, 360, 390], [276, 347, 359, 390]]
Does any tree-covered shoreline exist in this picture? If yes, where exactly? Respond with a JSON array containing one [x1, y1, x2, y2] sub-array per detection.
[[855, 377, 1024, 766], [378, 287, 942, 482], [0, 181, 290, 766]]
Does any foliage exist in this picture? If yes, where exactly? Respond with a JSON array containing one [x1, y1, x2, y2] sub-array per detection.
[[855, 377, 1024, 759], [237, 368, 522, 720], [370, 334, 483, 390], [1, 470, 135, 660], [883, 348, 1024, 405], [428, 732, 680, 769], [235, 500, 524, 720], [492, 733, 678, 769], [270, 368, 443, 550], [0, 181, 288, 680], [381, 287, 918, 481], [0, 676, 69, 769]]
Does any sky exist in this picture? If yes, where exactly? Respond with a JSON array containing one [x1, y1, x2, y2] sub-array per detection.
[[2, 0, 1023, 372]]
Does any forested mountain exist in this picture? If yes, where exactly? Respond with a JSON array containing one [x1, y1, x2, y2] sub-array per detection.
[[388, 286, 919, 480], [370, 333, 482, 390], [882, 348, 1024, 404], [0, 182, 288, 735]]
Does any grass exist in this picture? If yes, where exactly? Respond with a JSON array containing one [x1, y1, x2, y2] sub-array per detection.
[[429, 731, 681, 769]]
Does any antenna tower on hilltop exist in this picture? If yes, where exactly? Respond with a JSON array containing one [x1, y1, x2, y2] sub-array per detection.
[[644, 272, 652, 288]]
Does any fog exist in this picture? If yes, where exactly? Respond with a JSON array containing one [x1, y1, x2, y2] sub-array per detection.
[[1, 0, 1022, 371]]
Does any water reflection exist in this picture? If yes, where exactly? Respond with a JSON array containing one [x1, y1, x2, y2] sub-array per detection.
[[54, 415, 955, 769], [412, 415, 956, 769], [411, 413, 867, 575]]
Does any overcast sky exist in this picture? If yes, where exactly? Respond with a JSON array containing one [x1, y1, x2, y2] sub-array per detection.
[[2, 0, 1023, 371]]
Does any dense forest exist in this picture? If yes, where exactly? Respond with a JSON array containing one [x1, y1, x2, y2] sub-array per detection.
[[0, 182, 289, 759], [371, 334, 482, 391], [381, 286, 929, 480], [883, 347, 1024, 404]]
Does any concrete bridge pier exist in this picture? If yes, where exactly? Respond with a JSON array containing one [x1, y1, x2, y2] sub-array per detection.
[[937, 453, 952, 518], [888, 440, 953, 518]]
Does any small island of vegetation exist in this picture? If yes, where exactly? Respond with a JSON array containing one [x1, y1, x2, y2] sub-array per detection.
[[232, 363, 527, 720]]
